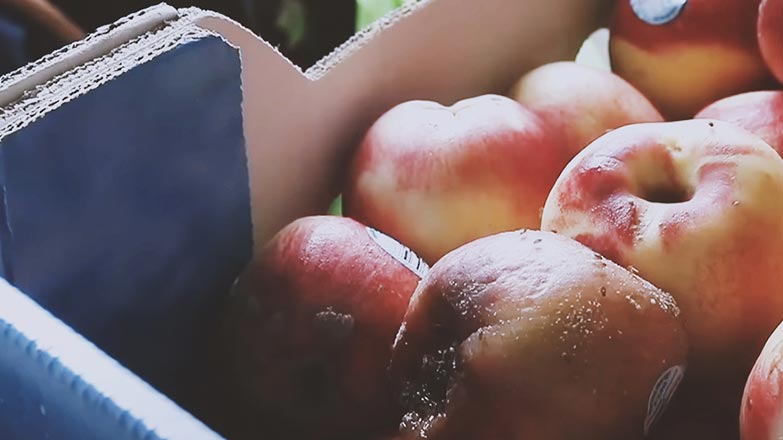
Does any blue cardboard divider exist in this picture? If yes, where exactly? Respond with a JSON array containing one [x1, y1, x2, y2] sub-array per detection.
[[0, 33, 252, 438]]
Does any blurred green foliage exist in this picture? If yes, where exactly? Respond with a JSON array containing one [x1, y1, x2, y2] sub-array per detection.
[[328, 194, 343, 216], [276, 0, 307, 48], [356, 0, 406, 30]]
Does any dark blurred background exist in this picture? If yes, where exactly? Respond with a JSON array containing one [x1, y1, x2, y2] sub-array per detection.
[[0, 0, 358, 74]]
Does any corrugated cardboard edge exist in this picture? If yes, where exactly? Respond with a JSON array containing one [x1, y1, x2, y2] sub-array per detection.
[[0, 9, 228, 140], [186, 1, 434, 82], [0, 278, 222, 439], [180, 7, 305, 77], [0, 4, 178, 108], [305, 0, 431, 80]]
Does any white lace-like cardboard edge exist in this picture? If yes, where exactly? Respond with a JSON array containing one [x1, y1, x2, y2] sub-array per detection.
[[304, 0, 431, 80], [0, 7, 226, 139], [0, 0, 429, 116], [0, 4, 179, 108], [0, 0, 613, 248]]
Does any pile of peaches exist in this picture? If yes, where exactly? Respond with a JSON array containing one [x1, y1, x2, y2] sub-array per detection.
[[222, 1, 783, 439]]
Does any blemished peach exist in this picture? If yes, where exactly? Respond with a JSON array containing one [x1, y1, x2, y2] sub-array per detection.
[[390, 230, 687, 439], [227, 215, 428, 439]]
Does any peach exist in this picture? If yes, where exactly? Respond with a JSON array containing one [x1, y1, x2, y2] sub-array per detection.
[[389, 230, 688, 440], [741, 321, 783, 440], [509, 61, 663, 160], [758, 0, 783, 84], [696, 90, 783, 156], [344, 95, 565, 263], [542, 119, 783, 402], [227, 215, 428, 439], [610, 0, 772, 120]]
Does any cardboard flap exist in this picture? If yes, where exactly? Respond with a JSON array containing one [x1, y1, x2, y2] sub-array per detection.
[[194, 0, 613, 246]]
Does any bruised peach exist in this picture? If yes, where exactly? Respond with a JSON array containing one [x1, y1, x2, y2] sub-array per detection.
[[228, 215, 428, 439], [390, 230, 687, 440]]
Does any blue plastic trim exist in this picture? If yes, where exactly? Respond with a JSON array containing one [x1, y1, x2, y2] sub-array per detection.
[[0, 278, 223, 439]]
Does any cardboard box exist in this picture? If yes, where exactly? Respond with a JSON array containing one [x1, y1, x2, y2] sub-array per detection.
[[0, 1, 610, 438]]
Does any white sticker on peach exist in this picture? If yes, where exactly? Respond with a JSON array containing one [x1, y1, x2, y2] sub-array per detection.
[[644, 364, 686, 436], [367, 227, 429, 278], [631, 0, 687, 26]]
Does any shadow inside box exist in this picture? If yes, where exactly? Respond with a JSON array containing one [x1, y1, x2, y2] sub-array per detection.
[[0, 34, 253, 437]]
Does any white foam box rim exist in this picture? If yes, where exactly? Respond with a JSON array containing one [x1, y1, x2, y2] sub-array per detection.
[[0, 278, 222, 439]]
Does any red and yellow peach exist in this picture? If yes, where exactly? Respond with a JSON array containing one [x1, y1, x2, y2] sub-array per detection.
[[610, 0, 772, 119], [344, 95, 566, 263], [542, 119, 783, 399], [509, 61, 663, 160]]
